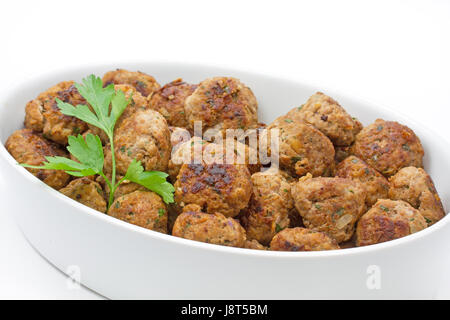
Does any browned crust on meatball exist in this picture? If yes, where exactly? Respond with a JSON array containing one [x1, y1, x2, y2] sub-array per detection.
[[174, 163, 252, 218], [292, 175, 366, 243], [172, 210, 246, 247], [104, 108, 171, 175], [169, 137, 260, 183], [168, 137, 212, 182], [149, 79, 197, 128], [102, 69, 160, 97], [262, 117, 335, 177], [270, 227, 340, 251], [287, 92, 362, 146], [25, 81, 74, 132], [59, 177, 107, 213], [388, 167, 445, 226], [352, 119, 424, 176], [108, 191, 168, 233], [184, 77, 258, 132], [25, 81, 88, 145], [5, 129, 71, 189], [356, 199, 427, 246], [241, 169, 293, 245], [336, 156, 390, 210], [25, 99, 45, 132]]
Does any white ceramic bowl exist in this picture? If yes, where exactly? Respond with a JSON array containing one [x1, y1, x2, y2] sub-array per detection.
[[0, 63, 449, 299]]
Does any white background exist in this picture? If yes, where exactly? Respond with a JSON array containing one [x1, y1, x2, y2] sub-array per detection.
[[0, 0, 449, 299]]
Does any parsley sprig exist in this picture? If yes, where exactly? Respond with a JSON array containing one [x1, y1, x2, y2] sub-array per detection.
[[22, 75, 174, 208]]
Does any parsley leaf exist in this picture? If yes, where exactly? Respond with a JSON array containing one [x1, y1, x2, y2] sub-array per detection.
[[75, 75, 115, 126], [72, 74, 129, 135], [58, 75, 129, 137], [67, 134, 104, 174], [123, 160, 174, 204], [109, 88, 129, 131], [21, 135, 103, 178], [56, 99, 105, 132]]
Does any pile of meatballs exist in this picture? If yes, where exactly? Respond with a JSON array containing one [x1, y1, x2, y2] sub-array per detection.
[[5, 69, 446, 252]]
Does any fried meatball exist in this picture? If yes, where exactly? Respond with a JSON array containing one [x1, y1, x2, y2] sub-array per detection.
[[89, 84, 150, 144], [356, 199, 427, 246], [241, 168, 293, 245], [59, 177, 107, 213], [286, 92, 362, 146], [336, 156, 390, 210], [270, 227, 340, 251], [172, 206, 246, 248], [352, 119, 424, 176], [261, 116, 335, 177], [24, 81, 88, 145], [108, 191, 168, 233], [169, 126, 191, 149], [243, 239, 267, 250], [104, 108, 171, 175], [168, 137, 210, 181], [389, 167, 445, 226], [174, 163, 252, 218], [168, 137, 259, 182], [5, 129, 71, 189], [184, 77, 258, 133], [102, 69, 160, 97], [292, 175, 366, 243], [218, 139, 261, 174], [149, 79, 197, 127], [202, 138, 261, 172]]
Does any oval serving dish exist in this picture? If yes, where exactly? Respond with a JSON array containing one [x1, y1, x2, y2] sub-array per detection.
[[0, 62, 449, 299]]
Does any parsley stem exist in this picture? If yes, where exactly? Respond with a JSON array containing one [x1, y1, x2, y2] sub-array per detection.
[[107, 132, 117, 209], [99, 172, 113, 195], [114, 176, 127, 190]]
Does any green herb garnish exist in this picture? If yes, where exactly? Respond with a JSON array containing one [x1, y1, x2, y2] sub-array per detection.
[[275, 223, 284, 233], [291, 156, 302, 164], [21, 74, 174, 208]]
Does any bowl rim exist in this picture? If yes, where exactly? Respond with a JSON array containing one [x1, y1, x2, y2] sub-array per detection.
[[1, 61, 449, 260]]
